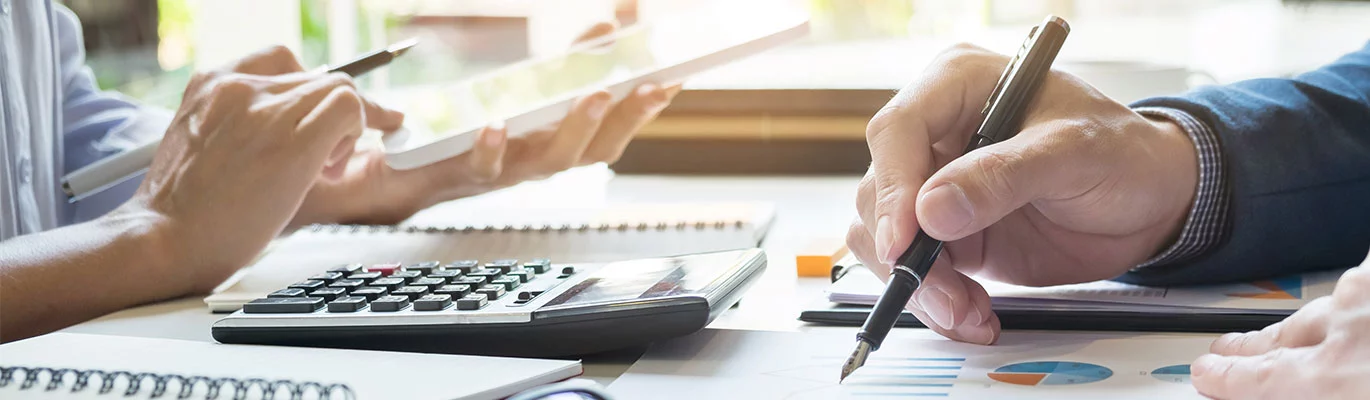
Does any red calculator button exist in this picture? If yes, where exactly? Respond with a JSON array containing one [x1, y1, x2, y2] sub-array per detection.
[[367, 263, 402, 276]]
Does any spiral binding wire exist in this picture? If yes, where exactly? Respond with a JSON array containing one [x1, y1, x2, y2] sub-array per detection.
[[305, 218, 749, 234], [0, 366, 355, 400]]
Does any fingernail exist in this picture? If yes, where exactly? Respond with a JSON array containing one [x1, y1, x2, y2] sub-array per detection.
[[956, 317, 997, 345], [917, 286, 956, 330], [1191, 354, 1220, 378], [586, 93, 612, 118], [483, 126, 505, 147], [875, 216, 895, 264], [969, 303, 987, 326], [663, 82, 684, 98], [921, 184, 974, 236]]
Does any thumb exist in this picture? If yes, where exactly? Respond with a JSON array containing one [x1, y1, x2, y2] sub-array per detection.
[[917, 128, 1095, 241]]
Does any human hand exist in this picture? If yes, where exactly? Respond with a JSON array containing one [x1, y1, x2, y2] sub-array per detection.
[[125, 46, 397, 293], [845, 44, 1201, 344], [1191, 251, 1370, 399], [290, 22, 680, 226]]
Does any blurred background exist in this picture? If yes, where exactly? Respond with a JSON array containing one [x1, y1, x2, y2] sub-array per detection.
[[64, 0, 1370, 173]]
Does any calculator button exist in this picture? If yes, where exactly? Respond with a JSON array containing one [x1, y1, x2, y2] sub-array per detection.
[[288, 280, 326, 291], [507, 270, 533, 283], [413, 294, 453, 311], [391, 270, 423, 283], [522, 259, 552, 274], [268, 288, 306, 298], [243, 297, 324, 313], [452, 276, 488, 286], [428, 270, 461, 282], [370, 295, 410, 312], [328, 279, 365, 290], [492, 276, 522, 291], [456, 294, 489, 310], [392, 286, 430, 300], [485, 259, 518, 273], [516, 291, 535, 301], [434, 284, 472, 297], [366, 263, 402, 276], [327, 296, 367, 313], [328, 263, 364, 274], [467, 269, 502, 280], [411, 277, 446, 289], [475, 285, 506, 300], [369, 277, 405, 290], [350, 286, 388, 301], [309, 272, 344, 284], [560, 266, 576, 275], [309, 287, 348, 302], [347, 272, 382, 282], [446, 260, 480, 274], [404, 261, 441, 274]]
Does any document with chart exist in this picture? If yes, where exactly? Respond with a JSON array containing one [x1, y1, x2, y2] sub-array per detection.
[[609, 329, 1214, 399], [826, 265, 1345, 314]]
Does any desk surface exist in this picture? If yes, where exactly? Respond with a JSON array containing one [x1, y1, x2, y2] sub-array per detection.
[[62, 173, 865, 385], [63, 172, 1224, 387]]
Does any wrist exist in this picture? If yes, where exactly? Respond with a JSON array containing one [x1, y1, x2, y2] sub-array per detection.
[[1146, 117, 1200, 257], [96, 203, 194, 297]]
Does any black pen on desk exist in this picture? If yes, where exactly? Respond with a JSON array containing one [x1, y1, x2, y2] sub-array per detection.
[[839, 16, 1070, 383], [60, 38, 419, 202]]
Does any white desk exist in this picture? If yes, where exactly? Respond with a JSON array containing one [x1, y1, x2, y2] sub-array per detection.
[[62, 173, 866, 385]]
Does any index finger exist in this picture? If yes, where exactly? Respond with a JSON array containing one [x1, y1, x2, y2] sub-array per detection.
[[864, 44, 1006, 263], [225, 45, 306, 76]]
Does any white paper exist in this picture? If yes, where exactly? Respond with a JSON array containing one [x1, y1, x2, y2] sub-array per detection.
[[609, 329, 1215, 399], [0, 333, 579, 400]]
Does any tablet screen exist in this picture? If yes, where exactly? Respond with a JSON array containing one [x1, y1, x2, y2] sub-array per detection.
[[380, 5, 809, 157]]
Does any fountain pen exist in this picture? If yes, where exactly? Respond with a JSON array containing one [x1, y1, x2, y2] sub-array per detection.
[[840, 15, 1070, 383]]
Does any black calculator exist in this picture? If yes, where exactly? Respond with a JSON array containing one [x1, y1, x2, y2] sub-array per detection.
[[212, 249, 766, 357]]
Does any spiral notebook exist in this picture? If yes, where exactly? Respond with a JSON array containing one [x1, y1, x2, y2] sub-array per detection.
[[205, 202, 775, 311], [0, 333, 580, 399]]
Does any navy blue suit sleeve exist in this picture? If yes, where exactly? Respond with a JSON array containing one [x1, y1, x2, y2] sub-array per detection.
[[1121, 41, 1370, 286]]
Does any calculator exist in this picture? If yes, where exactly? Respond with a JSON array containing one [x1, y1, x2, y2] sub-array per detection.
[[211, 249, 766, 357]]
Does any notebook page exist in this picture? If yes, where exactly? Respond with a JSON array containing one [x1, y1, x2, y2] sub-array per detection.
[[0, 333, 579, 400]]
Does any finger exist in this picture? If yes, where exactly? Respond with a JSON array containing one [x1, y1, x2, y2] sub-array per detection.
[[464, 124, 508, 183], [537, 91, 612, 173], [1211, 297, 1335, 356], [865, 44, 1007, 264], [579, 83, 674, 165], [362, 96, 406, 132], [323, 135, 359, 179], [574, 21, 618, 45], [295, 86, 365, 159], [1192, 348, 1313, 400], [916, 123, 1100, 241], [225, 45, 305, 75], [276, 73, 358, 124]]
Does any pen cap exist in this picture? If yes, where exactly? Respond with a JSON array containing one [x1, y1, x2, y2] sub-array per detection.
[[974, 15, 1070, 144]]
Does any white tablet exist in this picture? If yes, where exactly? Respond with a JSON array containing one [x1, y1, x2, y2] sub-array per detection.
[[380, 5, 810, 170]]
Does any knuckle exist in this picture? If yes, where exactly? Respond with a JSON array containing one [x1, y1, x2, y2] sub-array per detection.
[[933, 42, 997, 72], [209, 74, 256, 100], [871, 171, 912, 213], [264, 44, 295, 60], [970, 151, 1022, 203], [865, 105, 902, 143], [846, 221, 868, 251]]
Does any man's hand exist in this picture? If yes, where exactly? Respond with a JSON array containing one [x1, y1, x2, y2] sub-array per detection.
[[125, 46, 398, 293], [1192, 250, 1370, 399], [290, 22, 679, 226], [846, 44, 1201, 344]]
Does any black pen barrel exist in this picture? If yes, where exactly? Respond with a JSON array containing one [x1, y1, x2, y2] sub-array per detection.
[[856, 230, 943, 350]]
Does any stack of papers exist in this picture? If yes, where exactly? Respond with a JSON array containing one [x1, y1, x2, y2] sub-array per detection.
[[827, 265, 1345, 315], [610, 328, 1217, 399]]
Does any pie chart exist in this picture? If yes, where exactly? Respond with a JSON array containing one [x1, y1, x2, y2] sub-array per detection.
[[1151, 364, 1191, 383], [988, 361, 1112, 386]]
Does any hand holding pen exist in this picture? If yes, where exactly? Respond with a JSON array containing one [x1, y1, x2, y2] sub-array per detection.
[[841, 16, 1072, 380], [843, 12, 1207, 376]]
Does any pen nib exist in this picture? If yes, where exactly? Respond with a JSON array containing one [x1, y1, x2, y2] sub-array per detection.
[[840, 340, 872, 383]]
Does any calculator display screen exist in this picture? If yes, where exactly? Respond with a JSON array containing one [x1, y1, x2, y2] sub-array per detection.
[[543, 251, 748, 307]]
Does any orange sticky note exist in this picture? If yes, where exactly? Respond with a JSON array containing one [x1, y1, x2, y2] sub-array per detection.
[[796, 238, 849, 277]]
